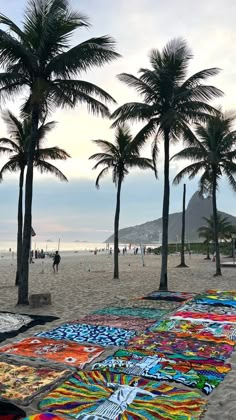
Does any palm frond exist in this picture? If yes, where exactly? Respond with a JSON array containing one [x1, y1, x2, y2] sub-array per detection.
[[36, 146, 70, 160], [47, 36, 120, 77], [182, 68, 221, 89], [0, 136, 21, 151], [111, 102, 153, 127], [34, 159, 68, 181], [173, 162, 204, 184], [95, 166, 110, 188]]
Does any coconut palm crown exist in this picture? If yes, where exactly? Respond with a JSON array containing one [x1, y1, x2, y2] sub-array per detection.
[[89, 124, 156, 279], [111, 38, 222, 290]]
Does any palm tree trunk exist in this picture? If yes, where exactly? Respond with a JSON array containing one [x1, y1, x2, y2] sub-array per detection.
[[177, 183, 188, 267], [159, 129, 170, 290], [206, 241, 210, 259], [212, 170, 221, 276], [15, 168, 24, 286], [113, 177, 122, 279], [17, 106, 39, 305]]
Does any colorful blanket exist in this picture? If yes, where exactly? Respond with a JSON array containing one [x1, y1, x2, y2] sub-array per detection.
[[194, 290, 236, 308], [172, 302, 236, 323], [0, 312, 58, 343], [150, 319, 236, 342], [38, 370, 206, 419], [141, 291, 196, 302], [92, 349, 231, 395], [128, 331, 234, 360], [93, 306, 167, 319], [36, 323, 136, 347], [0, 402, 26, 419], [23, 415, 65, 420], [0, 337, 104, 368], [74, 314, 155, 331], [0, 361, 69, 405]]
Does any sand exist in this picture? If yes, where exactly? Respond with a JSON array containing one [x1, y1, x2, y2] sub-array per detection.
[[0, 251, 236, 418]]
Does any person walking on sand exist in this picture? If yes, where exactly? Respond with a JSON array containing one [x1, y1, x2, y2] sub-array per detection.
[[53, 251, 61, 273]]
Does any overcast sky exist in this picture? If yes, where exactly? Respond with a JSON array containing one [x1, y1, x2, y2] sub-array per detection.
[[0, 0, 236, 243]]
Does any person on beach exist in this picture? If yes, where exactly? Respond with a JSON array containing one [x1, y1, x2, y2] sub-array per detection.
[[53, 251, 61, 273]]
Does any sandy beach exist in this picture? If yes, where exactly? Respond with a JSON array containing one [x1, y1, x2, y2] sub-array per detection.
[[0, 252, 236, 418]]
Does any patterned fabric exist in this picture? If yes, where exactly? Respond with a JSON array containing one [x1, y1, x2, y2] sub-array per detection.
[[172, 302, 236, 323], [0, 361, 69, 405], [37, 323, 136, 347], [0, 337, 104, 368], [150, 319, 236, 342], [74, 314, 155, 331], [93, 306, 167, 319], [0, 312, 58, 343], [0, 402, 26, 419], [39, 370, 206, 419], [128, 331, 234, 360], [92, 349, 231, 395], [142, 291, 196, 302], [194, 289, 236, 308], [23, 415, 65, 420]]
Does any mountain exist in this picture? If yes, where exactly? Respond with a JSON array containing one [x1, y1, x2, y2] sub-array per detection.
[[105, 192, 236, 244]]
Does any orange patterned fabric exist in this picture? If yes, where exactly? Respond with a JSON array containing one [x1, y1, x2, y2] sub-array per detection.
[[0, 337, 104, 368]]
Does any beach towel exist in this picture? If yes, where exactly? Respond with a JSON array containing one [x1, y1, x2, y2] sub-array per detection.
[[36, 323, 136, 347], [172, 302, 236, 323], [23, 415, 65, 420], [74, 314, 155, 331], [0, 337, 104, 368], [93, 306, 167, 319], [38, 370, 206, 419], [0, 312, 58, 343], [0, 361, 69, 405], [141, 291, 196, 302], [150, 319, 236, 341], [92, 349, 231, 395], [0, 402, 26, 419], [194, 290, 236, 308], [128, 331, 234, 360], [116, 298, 180, 310]]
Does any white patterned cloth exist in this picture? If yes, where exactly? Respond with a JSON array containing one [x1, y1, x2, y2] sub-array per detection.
[[0, 313, 32, 333]]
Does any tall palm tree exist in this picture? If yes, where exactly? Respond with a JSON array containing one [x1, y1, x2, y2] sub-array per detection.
[[111, 38, 222, 290], [0, 111, 70, 286], [89, 125, 156, 279], [173, 112, 236, 276], [0, 0, 120, 304]]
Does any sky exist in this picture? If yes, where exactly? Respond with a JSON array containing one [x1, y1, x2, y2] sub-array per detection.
[[0, 0, 236, 243]]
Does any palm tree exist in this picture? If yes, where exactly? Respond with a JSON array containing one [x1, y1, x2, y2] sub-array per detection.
[[173, 112, 236, 276], [89, 125, 156, 279], [0, 0, 120, 304], [111, 38, 222, 290], [0, 111, 70, 286], [198, 215, 236, 259]]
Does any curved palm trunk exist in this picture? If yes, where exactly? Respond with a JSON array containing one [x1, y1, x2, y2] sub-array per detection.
[[113, 177, 122, 279], [15, 167, 25, 286], [212, 170, 221, 276], [177, 183, 188, 268], [159, 129, 170, 290], [18, 106, 39, 305]]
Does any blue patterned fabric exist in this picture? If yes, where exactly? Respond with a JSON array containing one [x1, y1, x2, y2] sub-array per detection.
[[36, 323, 136, 347]]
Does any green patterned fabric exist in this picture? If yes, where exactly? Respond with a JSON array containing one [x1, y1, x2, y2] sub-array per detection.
[[93, 307, 168, 319]]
